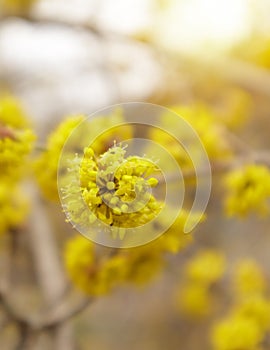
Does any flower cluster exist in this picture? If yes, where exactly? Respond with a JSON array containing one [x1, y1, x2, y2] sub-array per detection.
[[64, 210, 197, 297], [64, 143, 162, 239], [176, 250, 226, 318], [0, 95, 34, 233], [0, 96, 35, 183], [213, 87, 252, 130], [35, 115, 85, 201], [62, 126, 203, 294], [0, 96, 30, 129], [0, 128, 35, 182], [0, 183, 28, 235], [35, 109, 133, 201], [149, 104, 232, 172], [64, 234, 164, 296], [212, 316, 264, 350], [224, 164, 270, 217], [211, 259, 270, 350]]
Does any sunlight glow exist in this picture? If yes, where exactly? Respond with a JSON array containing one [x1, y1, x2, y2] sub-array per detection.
[[154, 0, 251, 53]]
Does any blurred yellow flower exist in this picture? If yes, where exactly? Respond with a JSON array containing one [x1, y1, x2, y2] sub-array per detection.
[[156, 209, 196, 253], [176, 249, 225, 318], [225, 164, 270, 217], [0, 183, 28, 235], [36, 109, 133, 201], [64, 235, 164, 295], [149, 104, 232, 172], [233, 259, 266, 297], [212, 316, 263, 350], [234, 295, 270, 331], [64, 235, 127, 296], [177, 282, 210, 317], [0, 96, 35, 182], [185, 250, 226, 286], [0, 96, 30, 129], [35, 115, 85, 201]]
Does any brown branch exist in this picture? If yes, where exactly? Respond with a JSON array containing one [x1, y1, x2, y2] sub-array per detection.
[[0, 13, 104, 37], [1, 11, 270, 99], [0, 290, 27, 326], [158, 150, 270, 185], [0, 125, 16, 140], [0, 285, 92, 332], [27, 184, 75, 349], [188, 54, 270, 98], [34, 297, 92, 331]]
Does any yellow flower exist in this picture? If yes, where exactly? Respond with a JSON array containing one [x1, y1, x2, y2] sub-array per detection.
[[225, 164, 270, 217], [122, 244, 164, 285], [177, 282, 210, 317], [173, 104, 231, 160], [155, 209, 198, 253], [0, 183, 28, 235], [233, 259, 266, 297], [0, 96, 30, 129], [88, 108, 133, 155], [64, 144, 162, 239], [211, 316, 263, 350], [0, 129, 35, 182], [234, 295, 270, 331], [35, 115, 85, 201], [185, 250, 226, 286], [64, 235, 127, 296], [36, 109, 133, 201], [211, 259, 269, 350], [0, 96, 35, 182], [149, 104, 231, 171], [175, 249, 225, 318], [214, 87, 252, 130], [64, 235, 164, 295]]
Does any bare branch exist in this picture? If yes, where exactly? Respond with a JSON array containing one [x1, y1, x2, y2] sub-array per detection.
[[0, 284, 92, 332], [27, 184, 75, 349]]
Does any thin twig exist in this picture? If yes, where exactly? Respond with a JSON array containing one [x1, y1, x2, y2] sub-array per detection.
[[1, 11, 270, 99], [15, 323, 30, 350], [158, 150, 270, 185], [0, 14, 104, 37]]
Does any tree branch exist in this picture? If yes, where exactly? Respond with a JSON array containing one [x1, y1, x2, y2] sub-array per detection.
[[0, 282, 92, 332], [1, 13, 270, 98], [27, 183, 75, 349]]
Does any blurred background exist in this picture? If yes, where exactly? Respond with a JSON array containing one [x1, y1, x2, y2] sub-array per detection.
[[0, 0, 270, 349]]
